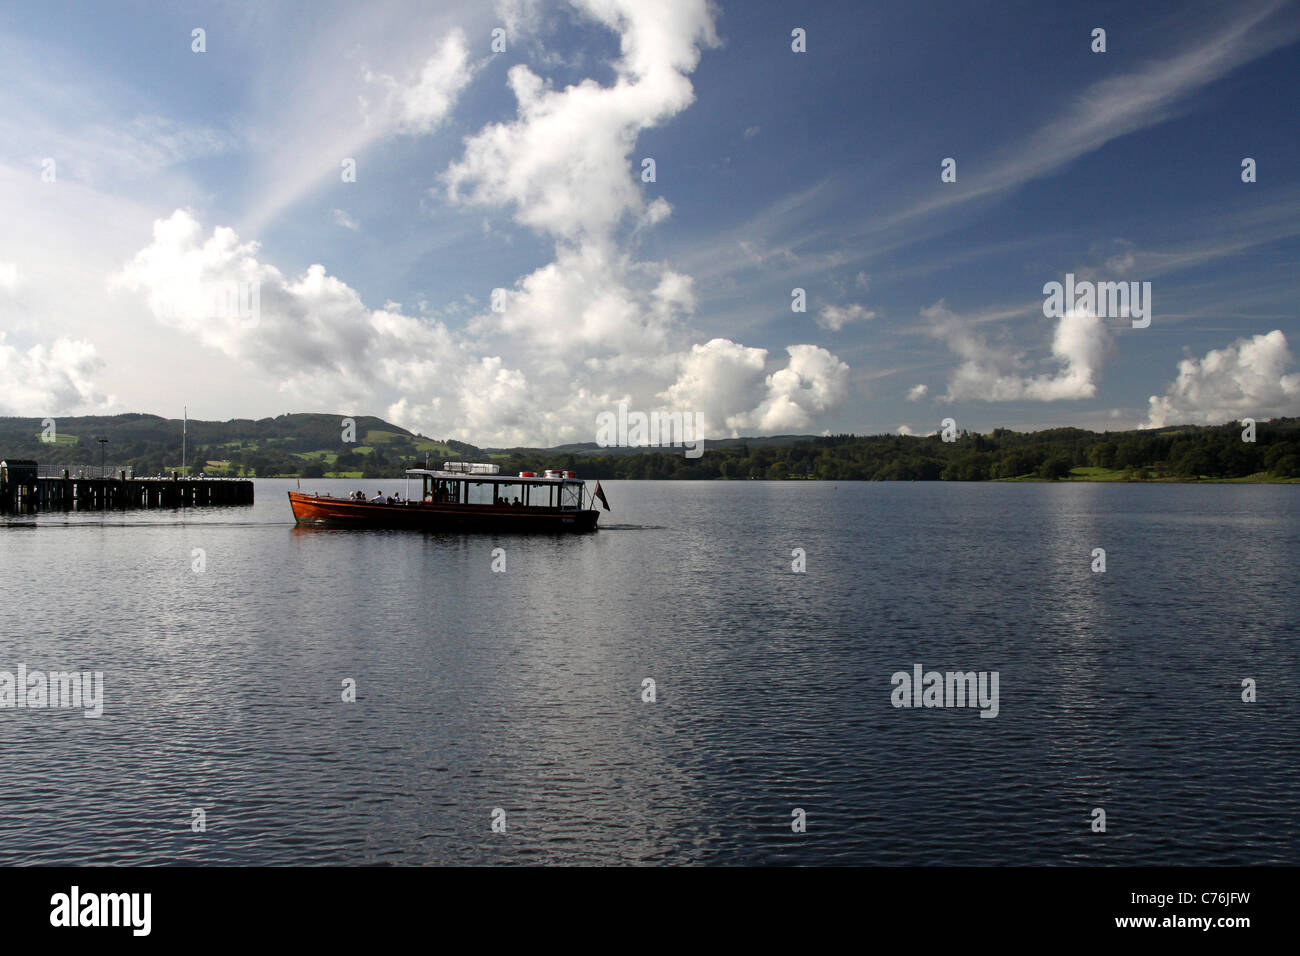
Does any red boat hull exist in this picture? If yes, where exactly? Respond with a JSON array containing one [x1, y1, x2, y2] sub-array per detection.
[[288, 491, 599, 532]]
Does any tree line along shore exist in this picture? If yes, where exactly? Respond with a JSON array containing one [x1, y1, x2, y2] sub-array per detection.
[[2, 413, 1297, 482]]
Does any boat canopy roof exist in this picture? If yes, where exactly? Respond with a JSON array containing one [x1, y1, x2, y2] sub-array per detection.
[[405, 468, 582, 484]]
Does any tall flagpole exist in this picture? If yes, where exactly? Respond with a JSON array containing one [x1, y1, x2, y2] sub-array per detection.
[[182, 406, 187, 477]]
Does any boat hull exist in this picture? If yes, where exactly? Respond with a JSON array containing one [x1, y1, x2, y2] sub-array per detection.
[[288, 491, 599, 532]]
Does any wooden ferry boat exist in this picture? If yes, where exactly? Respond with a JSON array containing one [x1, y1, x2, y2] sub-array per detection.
[[288, 461, 605, 532]]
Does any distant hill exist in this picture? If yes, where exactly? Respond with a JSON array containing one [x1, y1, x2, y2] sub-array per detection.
[[485, 434, 819, 456], [2, 413, 1298, 481], [0, 413, 484, 479]]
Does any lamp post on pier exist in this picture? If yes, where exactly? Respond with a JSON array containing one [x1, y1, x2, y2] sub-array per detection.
[[98, 438, 109, 479]]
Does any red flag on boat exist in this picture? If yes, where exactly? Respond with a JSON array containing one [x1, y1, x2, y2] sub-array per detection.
[[593, 481, 611, 511]]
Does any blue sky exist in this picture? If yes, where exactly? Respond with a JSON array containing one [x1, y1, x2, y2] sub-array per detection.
[[1, 0, 1297, 444]]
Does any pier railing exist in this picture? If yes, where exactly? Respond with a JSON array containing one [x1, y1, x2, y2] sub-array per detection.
[[37, 464, 135, 479], [34, 467, 248, 480]]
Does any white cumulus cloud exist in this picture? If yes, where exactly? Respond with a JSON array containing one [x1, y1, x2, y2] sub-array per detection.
[[750, 344, 851, 433], [444, 0, 717, 244], [0, 332, 112, 415], [1145, 329, 1300, 427], [928, 301, 1110, 402], [112, 208, 851, 446], [816, 302, 875, 331], [112, 209, 465, 418], [362, 29, 475, 134], [659, 340, 848, 436], [660, 338, 769, 436]]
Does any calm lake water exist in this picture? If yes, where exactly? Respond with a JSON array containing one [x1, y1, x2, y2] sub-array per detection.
[[1, 479, 1296, 865]]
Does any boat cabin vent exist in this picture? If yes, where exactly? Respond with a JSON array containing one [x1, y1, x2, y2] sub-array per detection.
[[442, 461, 500, 475]]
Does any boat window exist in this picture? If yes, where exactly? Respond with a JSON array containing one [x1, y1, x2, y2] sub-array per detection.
[[495, 482, 522, 505], [467, 481, 494, 505], [526, 483, 553, 508], [427, 478, 461, 503], [560, 483, 581, 509]]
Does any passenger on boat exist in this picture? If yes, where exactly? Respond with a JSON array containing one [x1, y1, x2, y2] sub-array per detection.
[[371, 491, 384, 503], [512, 497, 521, 506]]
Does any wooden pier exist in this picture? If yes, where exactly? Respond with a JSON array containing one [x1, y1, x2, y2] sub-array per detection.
[[1, 460, 254, 513]]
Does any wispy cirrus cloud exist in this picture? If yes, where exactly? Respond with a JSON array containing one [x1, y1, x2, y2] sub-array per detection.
[[237, 0, 494, 235], [888, 0, 1300, 228], [670, 0, 1300, 340]]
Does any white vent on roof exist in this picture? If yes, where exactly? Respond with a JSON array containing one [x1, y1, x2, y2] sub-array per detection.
[[443, 461, 500, 475]]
